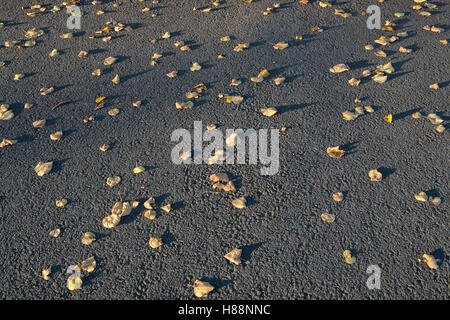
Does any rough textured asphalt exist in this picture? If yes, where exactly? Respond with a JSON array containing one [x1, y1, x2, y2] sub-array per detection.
[[0, 0, 448, 300]]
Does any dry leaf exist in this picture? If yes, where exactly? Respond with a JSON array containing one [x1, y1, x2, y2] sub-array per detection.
[[369, 169, 382, 182], [50, 131, 63, 141], [193, 280, 214, 298], [160, 204, 172, 213], [32, 119, 46, 128], [329, 64, 350, 73], [106, 176, 121, 187], [42, 267, 51, 280], [429, 83, 439, 90], [149, 237, 163, 249], [166, 71, 177, 78], [190, 62, 202, 71], [232, 197, 246, 209], [35, 161, 53, 176], [384, 114, 393, 123], [0, 138, 18, 148], [80, 256, 96, 272], [261, 107, 278, 117], [274, 77, 285, 85], [103, 56, 117, 66], [332, 192, 344, 202], [372, 74, 388, 83], [342, 110, 358, 121], [321, 212, 335, 223], [60, 33, 73, 39], [56, 198, 67, 208], [414, 192, 428, 202], [224, 248, 242, 265], [144, 210, 157, 220], [343, 250, 356, 264], [81, 232, 96, 245], [49, 228, 60, 238], [133, 166, 145, 174], [273, 42, 289, 50], [326, 146, 345, 159], [348, 78, 360, 86], [435, 125, 445, 133], [108, 108, 119, 116], [144, 197, 156, 210], [399, 46, 412, 54], [422, 254, 438, 269], [102, 213, 120, 229], [373, 50, 387, 57], [111, 74, 120, 85]]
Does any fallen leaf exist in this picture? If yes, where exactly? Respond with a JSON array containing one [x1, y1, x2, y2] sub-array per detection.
[[160, 204, 172, 213], [329, 64, 350, 73], [274, 77, 285, 85], [369, 169, 382, 182], [35, 161, 53, 176], [56, 198, 67, 208], [429, 83, 439, 90], [326, 146, 345, 159], [33, 119, 46, 128], [422, 253, 438, 269], [224, 248, 242, 265], [81, 232, 96, 245], [133, 166, 145, 174], [193, 280, 214, 298], [49, 228, 60, 238], [384, 114, 393, 123], [190, 62, 202, 71], [102, 213, 121, 229], [50, 131, 63, 141], [414, 192, 428, 202], [261, 107, 278, 117], [321, 212, 335, 223], [111, 74, 120, 85], [42, 267, 51, 280], [149, 237, 163, 249], [273, 42, 289, 50], [232, 197, 246, 209], [103, 56, 117, 66], [80, 256, 96, 272], [106, 176, 121, 187], [332, 192, 344, 202]]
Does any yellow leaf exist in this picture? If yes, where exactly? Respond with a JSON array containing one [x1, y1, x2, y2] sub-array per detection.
[[384, 114, 392, 123]]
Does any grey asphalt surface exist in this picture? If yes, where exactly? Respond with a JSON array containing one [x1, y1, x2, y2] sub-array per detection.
[[0, 0, 448, 300]]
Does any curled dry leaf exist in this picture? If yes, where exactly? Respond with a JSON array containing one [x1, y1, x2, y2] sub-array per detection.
[[103, 56, 117, 66], [160, 204, 172, 213], [132, 101, 141, 108], [144, 210, 157, 220], [226, 96, 244, 105], [106, 176, 121, 187], [33, 119, 46, 128], [372, 74, 388, 84], [35, 161, 53, 176], [144, 197, 156, 210], [273, 42, 289, 50], [348, 78, 360, 86], [274, 77, 285, 85], [426, 114, 443, 125], [102, 213, 121, 229], [384, 114, 393, 123], [111, 202, 132, 217], [321, 212, 335, 223], [133, 166, 145, 174], [0, 138, 18, 148], [332, 192, 344, 202], [329, 64, 350, 74], [232, 197, 246, 209], [49, 228, 61, 238], [414, 192, 428, 202], [92, 69, 101, 76], [56, 198, 67, 208], [435, 125, 445, 133], [99, 144, 109, 152], [60, 33, 73, 39], [233, 43, 250, 52], [224, 248, 242, 265], [326, 146, 345, 159], [343, 250, 356, 264], [190, 62, 202, 71], [261, 107, 278, 117], [149, 237, 163, 249], [193, 280, 214, 298], [429, 83, 439, 90], [81, 232, 96, 245], [111, 74, 120, 85], [421, 254, 438, 269], [369, 169, 382, 182], [42, 267, 51, 280], [80, 256, 96, 273], [50, 131, 63, 141]]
